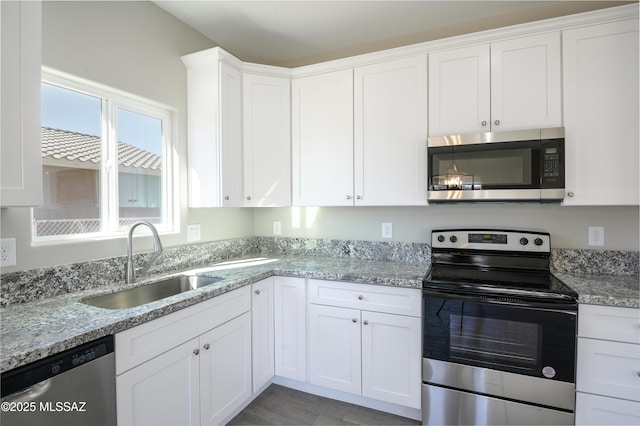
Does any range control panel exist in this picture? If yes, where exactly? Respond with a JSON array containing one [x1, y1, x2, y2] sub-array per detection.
[[431, 229, 551, 253]]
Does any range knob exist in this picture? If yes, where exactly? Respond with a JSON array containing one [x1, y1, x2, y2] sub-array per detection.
[[534, 238, 544, 246], [450, 235, 457, 243], [520, 237, 529, 246], [437, 235, 445, 243]]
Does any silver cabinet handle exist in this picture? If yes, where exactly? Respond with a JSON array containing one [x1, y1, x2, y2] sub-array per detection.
[[224, 195, 230, 200], [352, 318, 358, 323], [481, 121, 487, 127], [246, 196, 252, 201], [567, 192, 575, 197], [356, 195, 362, 200], [346, 195, 352, 200], [193, 348, 200, 355], [358, 295, 364, 300], [363, 320, 369, 325], [203, 343, 210, 350], [494, 119, 500, 126], [255, 289, 260, 295]]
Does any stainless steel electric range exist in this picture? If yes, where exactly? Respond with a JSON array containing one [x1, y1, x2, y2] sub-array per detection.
[[422, 229, 578, 425]]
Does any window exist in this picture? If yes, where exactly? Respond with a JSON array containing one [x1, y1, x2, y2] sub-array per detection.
[[33, 70, 176, 240]]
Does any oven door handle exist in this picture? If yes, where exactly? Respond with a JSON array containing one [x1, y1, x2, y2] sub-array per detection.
[[422, 289, 577, 313]]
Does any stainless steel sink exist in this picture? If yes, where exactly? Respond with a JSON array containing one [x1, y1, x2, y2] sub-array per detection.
[[81, 275, 224, 309]]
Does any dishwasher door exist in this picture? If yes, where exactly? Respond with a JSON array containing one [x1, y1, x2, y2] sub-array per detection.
[[1, 335, 116, 426]]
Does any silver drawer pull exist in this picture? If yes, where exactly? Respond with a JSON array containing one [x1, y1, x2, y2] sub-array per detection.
[[255, 289, 261, 295], [193, 348, 200, 356], [352, 318, 358, 323], [203, 343, 210, 350], [358, 295, 364, 300], [363, 320, 369, 325]]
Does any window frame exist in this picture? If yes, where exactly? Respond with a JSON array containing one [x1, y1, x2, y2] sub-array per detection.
[[32, 68, 179, 244]]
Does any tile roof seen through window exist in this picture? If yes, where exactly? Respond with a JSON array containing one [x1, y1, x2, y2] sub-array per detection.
[[41, 127, 161, 170]]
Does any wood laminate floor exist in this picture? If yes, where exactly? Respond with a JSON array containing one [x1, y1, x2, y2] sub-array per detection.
[[228, 384, 421, 426]]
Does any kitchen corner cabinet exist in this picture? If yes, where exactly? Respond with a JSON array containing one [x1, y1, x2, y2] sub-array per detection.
[[575, 304, 640, 425], [428, 32, 561, 136], [182, 47, 243, 207], [252, 278, 275, 391], [292, 69, 354, 206], [562, 19, 639, 206], [243, 72, 291, 206], [273, 276, 307, 381], [116, 286, 252, 426], [0, 0, 43, 207], [308, 279, 422, 408]]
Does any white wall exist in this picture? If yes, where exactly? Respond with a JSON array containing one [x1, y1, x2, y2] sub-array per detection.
[[253, 205, 640, 251], [0, 1, 254, 273]]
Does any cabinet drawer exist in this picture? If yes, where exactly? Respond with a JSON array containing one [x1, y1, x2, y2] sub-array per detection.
[[576, 337, 640, 401], [579, 304, 640, 344], [308, 279, 421, 317], [576, 392, 640, 425], [116, 286, 251, 374]]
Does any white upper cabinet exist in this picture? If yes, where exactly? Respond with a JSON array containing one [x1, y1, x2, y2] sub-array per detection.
[[354, 55, 428, 206], [292, 69, 354, 206], [182, 48, 243, 207], [428, 32, 561, 136], [1, 1, 43, 207], [562, 19, 639, 206], [243, 72, 291, 207]]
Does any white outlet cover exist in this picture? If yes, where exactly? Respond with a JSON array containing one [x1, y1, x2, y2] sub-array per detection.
[[588, 226, 604, 246], [381, 222, 393, 239], [1, 238, 17, 267], [187, 224, 201, 242], [273, 221, 282, 235]]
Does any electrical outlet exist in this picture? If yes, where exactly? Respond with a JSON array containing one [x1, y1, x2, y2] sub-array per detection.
[[381, 223, 393, 239], [187, 224, 201, 242], [273, 221, 282, 235], [1, 238, 17, 267], [588, 226, 605, 246]]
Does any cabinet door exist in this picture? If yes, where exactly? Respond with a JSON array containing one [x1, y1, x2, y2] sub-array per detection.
[[274, 276, 307, 381], [243, 73, 291, 206], [117, 338, 200, 426], [428, 44, 490, 136], [576, 393, 640, 425], [361, 311, 422, 409], [252, 278, 275, 391], [219, 61, 244, 207], [0, 0, 43, 207], [292, 69, 354, 205], [490, 32, 561, 131], [200, 311, 252, 425], [308, 304, 361, 394], [354, 56, 428, 205], [562, 19, 639, 205]]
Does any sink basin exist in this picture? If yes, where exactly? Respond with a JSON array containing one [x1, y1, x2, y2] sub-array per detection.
[[82, 275, 224, 309]]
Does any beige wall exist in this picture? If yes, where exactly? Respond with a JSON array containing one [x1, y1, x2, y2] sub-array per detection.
[[253, 205, 640, 251]]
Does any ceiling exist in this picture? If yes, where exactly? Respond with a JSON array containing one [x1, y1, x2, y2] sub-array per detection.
[[153, 1, 636, 67]]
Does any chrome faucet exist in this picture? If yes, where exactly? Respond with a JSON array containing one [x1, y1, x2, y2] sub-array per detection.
[[126, 220, 163, 284]]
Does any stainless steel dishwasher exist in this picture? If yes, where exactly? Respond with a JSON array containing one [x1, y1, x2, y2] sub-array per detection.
[[1, 335, 116, 426]]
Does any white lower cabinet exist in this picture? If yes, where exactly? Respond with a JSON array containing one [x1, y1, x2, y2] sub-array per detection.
[[251, 278, 275, 392], [273, 276, 307, 381], [575, 304, 640, 425], [308, 279, 422, 409], [116, 287, 252, 426]]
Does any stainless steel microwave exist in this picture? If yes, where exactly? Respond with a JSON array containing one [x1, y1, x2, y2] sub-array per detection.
[[427, 127, 565, 202]]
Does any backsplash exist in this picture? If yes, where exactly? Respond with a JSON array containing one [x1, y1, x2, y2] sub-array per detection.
[[1, 236, 637, 307]]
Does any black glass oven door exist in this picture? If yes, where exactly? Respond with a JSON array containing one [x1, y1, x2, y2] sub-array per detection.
[[423, 291, 576, 383]]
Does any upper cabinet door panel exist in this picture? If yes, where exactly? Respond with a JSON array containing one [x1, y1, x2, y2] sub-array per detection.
[[428, 44, 490, 136], [562, 19, 639, 205], [243, 73, 291, 207], [219, 62, 243, 207], [490, 32, 562, 131], [292, 69, 354, 206], [0, 1, 43, 207], [354, 55, 428, 206]]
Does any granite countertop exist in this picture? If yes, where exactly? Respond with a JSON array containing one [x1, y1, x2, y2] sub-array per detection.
[[0, 256, 427, 373], [553, 272, 640, 308]]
